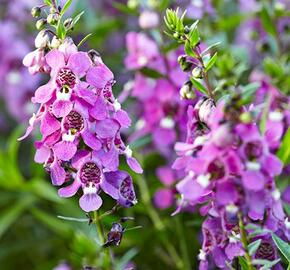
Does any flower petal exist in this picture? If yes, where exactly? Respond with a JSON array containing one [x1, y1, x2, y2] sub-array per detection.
[[45, 49, 65, 70], [86, 65, 114, 89], [79, 193, 102, 212], [82, 130, 102, 150], [50, 158, 66, 186], [52, 100, 73, 118], [89, 97, 107, 120], [32, 83, 55, 104], [58, 180, 81, 198], [115, 110, 131, 128], [67, 52, 91, 77], [126, 157, 143, 174], [53, 141, 77, 161], [40, 112, 61, 137], [95, 119, 120, 139], [242, 170, 264, 191]]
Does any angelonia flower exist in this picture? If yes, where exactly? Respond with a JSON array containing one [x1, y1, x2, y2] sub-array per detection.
[[19, 2, 142, 213], [0, 0, 40, 122], [236, 0, 290, 63], [124, 30, 192, 209], [173, 93, 289, 268]]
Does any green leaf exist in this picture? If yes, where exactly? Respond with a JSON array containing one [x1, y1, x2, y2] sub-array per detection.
[[240, 82, 261, 103], [112, 1, 138, 15], [31, 208, 71, 235], [284, 203, 290, 216], [44, 0, 52, 6], [25, 179, 63, 203], [277, 128, 290, 165], [263, 57, 283, 78], [56, 21, 66, 40], [259, 94, 271, 135], [272, 233, 290, 262], [205, 52, 217, 72], [140, 67, 164, 79], [116, 248, 139, 270], [77, 33, 93, 48], [185, 40, 196, 58], [61, 0, 73, 16], [72, 11, 85, 27], [252, 259, 280, 269], [130, 135, 152, 150], [260, 6, 277, 37], [248, 239, 262, 256], [189, 27, 199, 47], [190, 77, 208, 95], [0, 195, 36, 238], [57, 215, 89, 223], [238, 257, 249, 270], [201, 42, 221, 56]]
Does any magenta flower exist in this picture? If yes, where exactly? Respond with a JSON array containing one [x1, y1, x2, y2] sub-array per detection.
[[20, 33, 142, 212]]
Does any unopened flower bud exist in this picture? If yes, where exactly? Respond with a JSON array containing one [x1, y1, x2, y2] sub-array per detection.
[[128, 0, 138, 9], [50, 36, 61, 48], [180, 81, 194, 99], [50, 6, 57, 13], [139, 10, 159, 29], [198, 98, 215, 124], [178, 55, 193, 72], [35, 30, 50, 49], [64, 18, 74, 30], [257, 41, 270, 53], [47, 13, 59, 25], [192, 66, 203, 78], [184, 26, 190, 34], [36, 19, 47, 30], [88, 50, 102, 65], [240, 112, 252, 123], [173, 32, 180, 39], [31, 6, 41, 18]]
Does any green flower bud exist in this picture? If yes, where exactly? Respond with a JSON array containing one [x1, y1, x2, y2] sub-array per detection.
[[192, 67, 203, 79], [240, 112, 252, 123], [50, 36, 61, 48], [128, 0, 138, 9], [180, 81, 194, 99], [47, 13, 59, 25], [31, 7, 41, 18], [184, 26, 190, 34], [64, 18, 74, 30], [173, 32, 179, 39], [36, 19, 47, 30]]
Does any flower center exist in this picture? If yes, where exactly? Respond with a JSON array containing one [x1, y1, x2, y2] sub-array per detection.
[[64, 111, 84, 133], [244, 140, 263, 160], [207, 158, 225, 180], [56, 67, 76, 88], [80, 162, 102, 185], [255, 241, 275, 261], [57, 85, 72, 101], [120, 177, 136, 203]]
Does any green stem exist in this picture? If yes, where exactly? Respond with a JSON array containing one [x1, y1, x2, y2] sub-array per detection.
[[93, 211, 112, 270], [183, 35, 215, 101], [136, 174, 183, 268], [175, 216, 192, 270], [238, 213, 254, 270], [135, 155, 184, 269]]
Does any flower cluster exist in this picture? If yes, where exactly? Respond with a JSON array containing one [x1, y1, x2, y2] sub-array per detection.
[[124, 30, 191, 209], [236, 0, 290, 64], [0, 0, 40, 122], [19, 3, 142, 213], [173, 92, 289, 268]]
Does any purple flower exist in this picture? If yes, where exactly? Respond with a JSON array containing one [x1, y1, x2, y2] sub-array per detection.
[[20, 33, 142, 212]]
